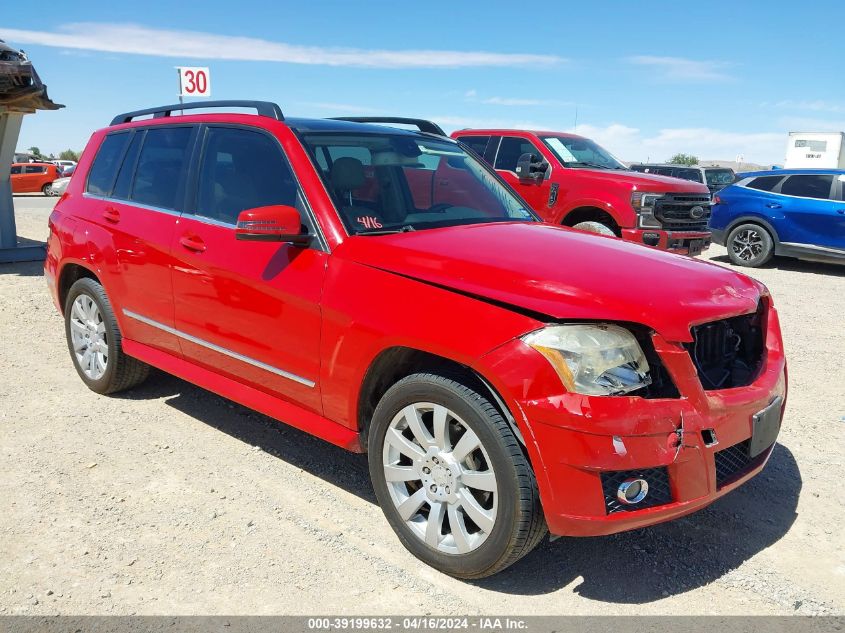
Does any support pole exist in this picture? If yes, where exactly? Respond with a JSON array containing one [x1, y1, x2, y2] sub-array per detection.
[[0, 109, 46, 263]]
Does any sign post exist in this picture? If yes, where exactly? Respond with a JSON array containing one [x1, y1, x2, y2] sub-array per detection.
[[175, 67, 211, 100]]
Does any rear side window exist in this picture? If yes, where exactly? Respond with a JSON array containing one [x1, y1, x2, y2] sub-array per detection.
[[111, 132, 144, 200], [196, 127, 299, 225], [457, 135, 491, 158], [746, 176, 784, 192], [131, 127, 193, 210], [674, 168, 704, 183], [495, 137, 543, 171], [24, 165, 45, 174], [87, 132, 131, 195], [779, 174, 834, 199]]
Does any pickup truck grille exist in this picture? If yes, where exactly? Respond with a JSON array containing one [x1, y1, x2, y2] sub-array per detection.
[[686, 302, 766, 390], [655, 194, 711, 231]]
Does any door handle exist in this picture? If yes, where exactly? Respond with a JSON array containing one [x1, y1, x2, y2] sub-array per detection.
[[102, 206, 120, 223], [766, 203, 782, 209], [179, 235, 206, 253]]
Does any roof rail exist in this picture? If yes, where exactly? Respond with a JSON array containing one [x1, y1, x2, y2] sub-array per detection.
[[330, 117, 446, 136], [110, 100, 284, 126]]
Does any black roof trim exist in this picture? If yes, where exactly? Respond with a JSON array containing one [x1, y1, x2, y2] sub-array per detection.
[[110, 100, 284, 126], [329, 117, 445, 136]]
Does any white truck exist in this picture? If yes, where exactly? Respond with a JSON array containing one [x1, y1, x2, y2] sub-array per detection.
[[784, 132, 845, 168]]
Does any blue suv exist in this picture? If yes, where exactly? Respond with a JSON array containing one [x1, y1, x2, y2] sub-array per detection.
[[710, 169, 845, 267]]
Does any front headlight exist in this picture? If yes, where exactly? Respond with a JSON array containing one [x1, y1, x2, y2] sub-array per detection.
[[631, 192, 663, 229], [522, 324, 651, 396]]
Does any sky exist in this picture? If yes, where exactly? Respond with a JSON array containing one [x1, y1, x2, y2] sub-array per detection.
[[3, 1, 845, 165]]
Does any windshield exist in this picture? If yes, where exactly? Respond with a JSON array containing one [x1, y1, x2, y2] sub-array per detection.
[[705, 169, 736, 186], [541, 136, 627, 170], [301, 133, 536, 235]]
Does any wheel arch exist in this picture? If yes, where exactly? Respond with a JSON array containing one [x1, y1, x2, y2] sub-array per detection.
[[356, 346, 524, 453], [724, 214, 781, 246], [560, 205, 623, 236], [57, 261, 102, 315]]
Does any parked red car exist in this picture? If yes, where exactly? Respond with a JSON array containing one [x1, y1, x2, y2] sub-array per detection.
[[451, 129, 713, 255], [45, 102, 786, 578]]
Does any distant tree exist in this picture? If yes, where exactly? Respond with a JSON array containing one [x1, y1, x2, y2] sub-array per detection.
[[27, 146, 44, 160], [59, 149, 81, 162], [667, 153, 699, 166]]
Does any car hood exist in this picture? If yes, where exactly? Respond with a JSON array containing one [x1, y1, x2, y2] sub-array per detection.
[[339, 222, 762, 342], [582, 169, 708, 193]]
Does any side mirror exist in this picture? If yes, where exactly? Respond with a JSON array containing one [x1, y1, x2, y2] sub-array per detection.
[[235, 205, 311, 245], [515, 152, 548, 183]]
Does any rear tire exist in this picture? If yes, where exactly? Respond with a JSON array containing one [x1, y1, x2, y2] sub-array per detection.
[[41, 183, 51, 196], [572, 220, 616, 236], [368, 373, 546, 579], [64, 278, 149, 395], [727, 223, 774, 267]]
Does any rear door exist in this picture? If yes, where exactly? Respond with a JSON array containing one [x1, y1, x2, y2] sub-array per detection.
[[772, 173, 843, 248], [85, 126, 194, 355], [492, 135, 552, 214], [170, 124, 326, 413], [22, 165, 47, 192]]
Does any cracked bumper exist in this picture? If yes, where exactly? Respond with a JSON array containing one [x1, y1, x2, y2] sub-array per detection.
[[475, 305, 787, 537]]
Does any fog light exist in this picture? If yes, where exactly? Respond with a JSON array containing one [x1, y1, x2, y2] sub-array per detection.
[[617, 478, 649, 505], [643, 232, 660, 246]]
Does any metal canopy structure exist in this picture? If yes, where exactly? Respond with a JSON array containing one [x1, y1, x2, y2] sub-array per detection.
[[0, 39, 63, 263]]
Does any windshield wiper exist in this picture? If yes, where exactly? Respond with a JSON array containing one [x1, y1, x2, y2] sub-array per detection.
[[358, 225, 417, 236]]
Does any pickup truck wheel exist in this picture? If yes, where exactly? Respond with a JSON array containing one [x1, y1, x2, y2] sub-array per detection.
[[368, 373, 547, 579], [727, 223, 774, 267], [64, 278, 149, 395], [572, 220, 615, 236]]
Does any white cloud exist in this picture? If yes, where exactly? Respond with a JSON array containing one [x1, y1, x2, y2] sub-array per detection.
[[2, 23, 566, 69], [626, 55, 734, 82], [770, 100, 845, 113], [577, 124, 783, 164], [480, 96, 574, 107]]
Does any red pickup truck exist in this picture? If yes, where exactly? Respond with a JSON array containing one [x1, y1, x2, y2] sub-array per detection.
[[452, 129, 713, 255]]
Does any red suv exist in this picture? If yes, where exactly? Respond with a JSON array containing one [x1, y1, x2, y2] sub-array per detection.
[[45, 102, 786, 579], [452, 129, 713, 255]]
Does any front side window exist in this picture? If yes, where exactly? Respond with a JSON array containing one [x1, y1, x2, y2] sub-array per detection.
[[494, 137, 544, 171], [131, 127, 193, 210], [301, 133, 535, 235], [541, 136, 627, 170], [196, 127, 299, 225], [779, 174, 834, 199], [10, 165, 21, 175], [87, 132, 131, 196]]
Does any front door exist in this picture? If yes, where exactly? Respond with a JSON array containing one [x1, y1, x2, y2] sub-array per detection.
[[170, 125, 325, 413]]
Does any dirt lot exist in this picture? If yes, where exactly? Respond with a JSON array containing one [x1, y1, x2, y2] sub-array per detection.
[[1, 195, 843, 615]]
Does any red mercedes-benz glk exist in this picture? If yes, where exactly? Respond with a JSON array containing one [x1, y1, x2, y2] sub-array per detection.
[[45, 102, 786, 578]]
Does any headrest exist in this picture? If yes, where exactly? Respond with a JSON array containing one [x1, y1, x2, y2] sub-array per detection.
[[330, 157, 365, 191]]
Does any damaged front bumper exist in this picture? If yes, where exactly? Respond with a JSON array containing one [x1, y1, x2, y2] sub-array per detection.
[[475, 304, 787, 537]]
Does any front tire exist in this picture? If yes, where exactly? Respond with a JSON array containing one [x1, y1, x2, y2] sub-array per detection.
[[368, 373, 546, 579], [727, 223, 774, 267], [572, 220, 616, 236], [64, 278, 149, 394]]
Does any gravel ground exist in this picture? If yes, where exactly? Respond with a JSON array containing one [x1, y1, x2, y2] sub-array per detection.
[[1, 195, 843, 615]]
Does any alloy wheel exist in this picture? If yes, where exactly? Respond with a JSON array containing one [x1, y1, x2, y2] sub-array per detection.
[[731, 229, 764, 262], [382, 402, 498, 554], [69, 294, 108, 380]]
